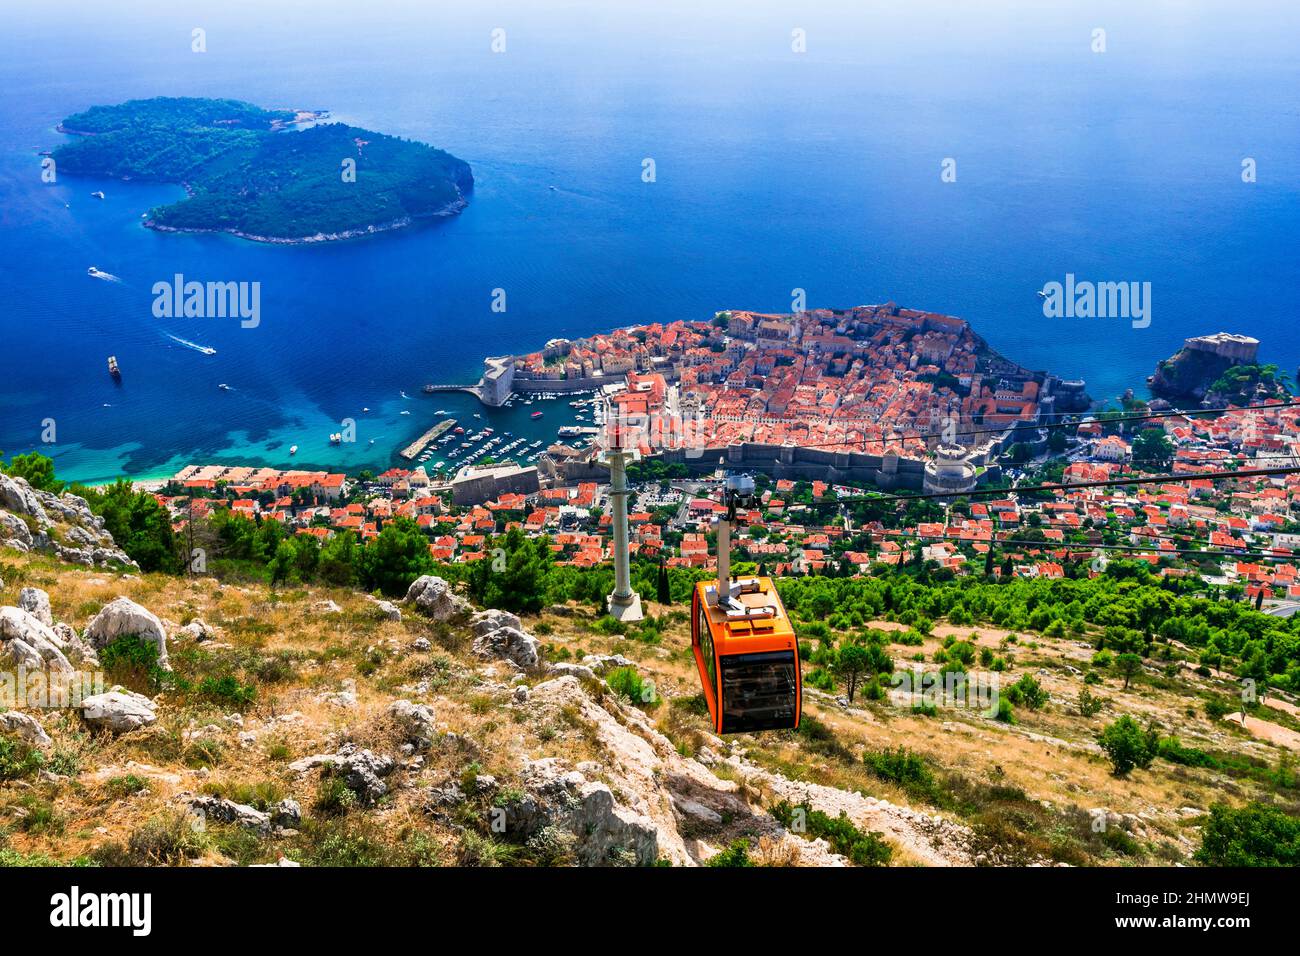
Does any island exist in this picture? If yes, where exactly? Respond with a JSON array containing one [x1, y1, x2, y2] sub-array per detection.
[[52, 97, 473, 243]]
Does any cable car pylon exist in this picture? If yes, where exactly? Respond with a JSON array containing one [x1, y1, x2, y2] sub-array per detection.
[[601, 421, 644, 622]]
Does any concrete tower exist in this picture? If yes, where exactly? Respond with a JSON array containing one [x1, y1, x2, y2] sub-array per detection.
[[601, 440, 644, 623]]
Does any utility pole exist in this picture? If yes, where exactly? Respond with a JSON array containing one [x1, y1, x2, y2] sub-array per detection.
[[602, 421, 644, 622]]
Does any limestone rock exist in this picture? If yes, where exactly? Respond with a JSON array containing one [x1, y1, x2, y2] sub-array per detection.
[[272, 799, 302, 829], [81, 689, 157, 733], [581, 654, 634, 675], [289, 743, 395, 805], [179, 619, 215, 642], [472, 625, 539, 670], [404, 575, 469, 620], [188, 795, 271, 833], [388, 699, 436, 750], [546, 662, 597, 681], [17, 588, 53, 626], [0, 474, 136, 568], [0, 710, 52, 747], [83, 597, 169, 668], [505, 758, 661, 866], [372, 600, 402, 622], [470, 608, 522, 636], [0, 607, 74, 673]]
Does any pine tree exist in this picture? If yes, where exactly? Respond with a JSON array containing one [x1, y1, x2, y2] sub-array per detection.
[[656, 558, 671, 605]]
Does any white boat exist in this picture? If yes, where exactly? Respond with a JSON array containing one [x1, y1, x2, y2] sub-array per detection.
[[289, 445, 298, 455]]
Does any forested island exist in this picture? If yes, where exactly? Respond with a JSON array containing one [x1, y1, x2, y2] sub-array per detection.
[[52, 97, 473, 242]]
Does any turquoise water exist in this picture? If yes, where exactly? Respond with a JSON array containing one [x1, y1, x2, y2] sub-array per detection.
[[1, 0, 1297, 483]]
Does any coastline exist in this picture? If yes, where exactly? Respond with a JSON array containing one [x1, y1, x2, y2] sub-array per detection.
[[141, 196, 468, 245]]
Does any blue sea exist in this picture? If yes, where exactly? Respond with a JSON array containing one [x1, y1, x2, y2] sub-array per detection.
[[1, 0, 1297, 484]]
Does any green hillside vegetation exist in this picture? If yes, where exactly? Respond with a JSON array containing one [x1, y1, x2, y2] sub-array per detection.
[[52, 97, 472, 239]]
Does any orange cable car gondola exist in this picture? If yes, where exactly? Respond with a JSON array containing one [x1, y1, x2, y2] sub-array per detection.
[[690, 475, 801, 734]]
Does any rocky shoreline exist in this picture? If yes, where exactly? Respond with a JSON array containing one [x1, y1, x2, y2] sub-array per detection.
[[141, 195, 469, 245]]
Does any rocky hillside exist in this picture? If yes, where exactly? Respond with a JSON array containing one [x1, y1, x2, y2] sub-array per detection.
[[0, 548, 942, 866], [0, 475, 136, 570], [2, 531, 1297, 867]]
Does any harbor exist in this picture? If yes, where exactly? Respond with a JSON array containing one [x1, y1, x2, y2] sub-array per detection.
[[398, 417, 458, 461]]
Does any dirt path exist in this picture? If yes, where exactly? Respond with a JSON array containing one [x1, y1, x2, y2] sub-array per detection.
[[1222, 713, 1300, 751]]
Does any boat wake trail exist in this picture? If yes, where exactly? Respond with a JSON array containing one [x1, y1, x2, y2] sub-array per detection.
[[87, 268, 123, 283], [166, 334, 217, 355]]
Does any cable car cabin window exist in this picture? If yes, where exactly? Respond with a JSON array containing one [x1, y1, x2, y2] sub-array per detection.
[[719, 651, 798, 733], [697, 602, 716, 690]]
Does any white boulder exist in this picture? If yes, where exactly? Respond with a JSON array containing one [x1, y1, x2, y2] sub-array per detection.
[[81, 689, 157, 733], [0, 710, 52, 747], [17, 587, 53, 626], [83, 597, 169, 668], [472, 625, 539, 669], [404, 576, 469, 620]]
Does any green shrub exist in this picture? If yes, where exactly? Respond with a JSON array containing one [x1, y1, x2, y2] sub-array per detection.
[[606, 666, 657, 708], [705, 840, 755, 867], [1098, 715, 1158, 776], [100, 635, 172, 693], [1077, 687, 1104, 718], [1005, 675, 1048, 711], [314, 775, 358, 817], [198, 674, 257, 708], [863, 746, 933, 789], [0, 737, 46, 781], [1155, 736, 1212, 770], [1195, 803, 1300, 866], [770, 800, 892, 866]]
